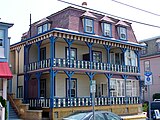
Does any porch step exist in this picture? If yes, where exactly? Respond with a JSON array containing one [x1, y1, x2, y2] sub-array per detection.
[[9, 102, 19, 119]]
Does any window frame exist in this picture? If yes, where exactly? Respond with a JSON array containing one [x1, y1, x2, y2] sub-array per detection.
[[92, 50, 102, 62], [102, 22, 112, 37], [84, 18, 94, 34], [66, 78, 77, 98], [40, 47, 46, 61], [40, 79, 46, 98], [118, 26, 127, 40], [65, 47, 77, 60], [144, 60, 150, 72], [0, 29, 4, 47], [37, 23, 49, 34], [17, 86, 23, 98]]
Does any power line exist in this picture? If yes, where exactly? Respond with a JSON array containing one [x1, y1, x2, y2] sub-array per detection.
[[57, 0, 160, 28], [112, 0, 160, 17]]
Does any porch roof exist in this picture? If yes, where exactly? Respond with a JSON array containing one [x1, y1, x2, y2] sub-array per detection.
[[0, 62, 12, 79]]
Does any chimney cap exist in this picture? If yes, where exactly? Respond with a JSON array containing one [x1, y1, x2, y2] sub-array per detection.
[[82, 2, 87, 6]]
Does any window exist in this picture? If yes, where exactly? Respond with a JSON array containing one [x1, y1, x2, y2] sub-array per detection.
[[103, 23, 111, 37], [125, 49, 137, 66], [18, 86, 23, 98], [0, 30, 4, 47], [141, 47, 147, 55], [126, 80, 138, 96], [118, 27, 127, 40], [66, 47, 77, 60], [110, 79, 125, 97], [144, 60, 150, 72], [66, 78, 77, 97], [84, 18, 94, 33], [37, 23, 49, 34], [40, 47, 46, 61], [110, 52, 122, 64], [157, 42, 160, 52], [93, 51, 102, 62], [40, 79, 46, 97]]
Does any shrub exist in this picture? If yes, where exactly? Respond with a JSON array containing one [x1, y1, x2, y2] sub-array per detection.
[[152, 93, 160, 100]]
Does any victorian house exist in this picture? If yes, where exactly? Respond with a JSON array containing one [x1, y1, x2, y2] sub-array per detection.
[[9, 6, 143, 119]]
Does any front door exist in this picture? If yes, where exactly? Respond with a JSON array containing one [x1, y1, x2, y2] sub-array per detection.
[[28, 79, 38, 98]]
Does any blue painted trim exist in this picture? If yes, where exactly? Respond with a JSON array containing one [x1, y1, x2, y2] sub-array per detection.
[[120, 48, 127, 66], [86, 72, 96, 97], [134, 50, 140, 73], [103, 45, 112, 64], [36, 41, 42, 62], [65, 78, 77, 98], [11, 28, 144, 48], [50, 70, 58, 108], [122, 74, 128, 104], [35, 72, 42, 98], [24, 74, 31, 103], [50, 36, 57, 67], [104, 73, 113, 102], [83, 18, 94, 34], [64, 71, 75, 98]]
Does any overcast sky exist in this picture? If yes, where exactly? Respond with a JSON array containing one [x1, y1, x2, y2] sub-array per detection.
[[1, 0, 160, 44]]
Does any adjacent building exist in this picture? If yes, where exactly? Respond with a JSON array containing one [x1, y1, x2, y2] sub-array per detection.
[[10, 6, 143, 119], [140, 36, 160, 101], [0, 21, 13, 119]]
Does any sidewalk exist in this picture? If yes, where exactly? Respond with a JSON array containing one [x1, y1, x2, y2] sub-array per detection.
[[121, 112, 147, 120]]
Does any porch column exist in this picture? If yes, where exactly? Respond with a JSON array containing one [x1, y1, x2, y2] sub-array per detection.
[[122, 75, 128, 104], [24, 73, 31, 102], [16, 48, 21, 98], [35, 72, 42, 98], [24, 44, 31, 102], [104, 73, 113, 104], [136, 76, 142, 104], [3, 79, 7, 100], [64, 38, 74, 68], [86, 72, 96, 97], [64, 71, 75, 98], [85, 42, 94, 69], [134, 50, 140, 73], [120, 48, 127, 66], [49, 36, 57, 108], [36, 41, 42, 68], [103, 45, 111, 64]]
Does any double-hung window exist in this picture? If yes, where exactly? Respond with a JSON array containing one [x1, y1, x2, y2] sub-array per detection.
[[84, 18, 94, 33], [103, 23, 111, 37], [0, 29, 4, 47], [118, 27, 127, 40], [144, 60, 150, 72], [93, 51, 102, 62]]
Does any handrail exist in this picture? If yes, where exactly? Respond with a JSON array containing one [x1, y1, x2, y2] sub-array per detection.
[[7, 94, 20, 116]]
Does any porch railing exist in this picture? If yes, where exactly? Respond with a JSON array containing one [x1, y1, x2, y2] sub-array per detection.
[[28, 96, 140, 108], [24, 58, 138, 73]]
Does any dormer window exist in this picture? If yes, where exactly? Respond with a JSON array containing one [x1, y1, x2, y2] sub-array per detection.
[[118, 27, 127, 40], [102, 23, 111, 37], [85, 18, 94, 33], [0, 30, 4, 47], [37, 23, 50, 34], [81, 11, 96, 34], [116, 21, 129, 40]]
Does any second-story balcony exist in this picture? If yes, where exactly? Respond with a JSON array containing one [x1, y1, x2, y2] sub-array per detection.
[[24, 58, 138, 74]]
